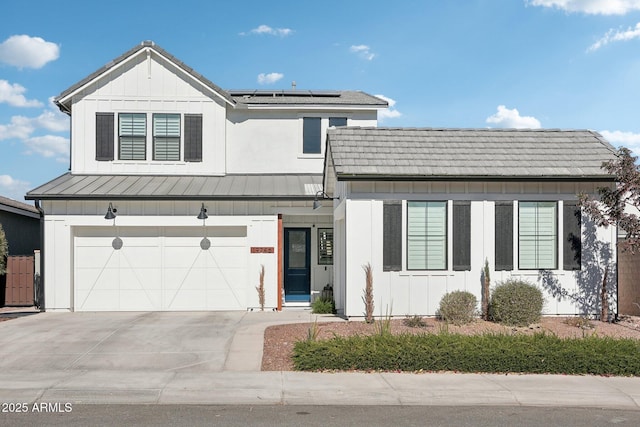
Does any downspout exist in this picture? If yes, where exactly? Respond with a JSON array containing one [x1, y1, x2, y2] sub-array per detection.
[[34, 199, 45, 312]]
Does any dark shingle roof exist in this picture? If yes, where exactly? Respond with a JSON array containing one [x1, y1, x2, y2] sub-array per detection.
[[230, 90, 387, 107], [25, 173, 323, 200], [0, 195, 39, 216], [326, 128, 617, 180]]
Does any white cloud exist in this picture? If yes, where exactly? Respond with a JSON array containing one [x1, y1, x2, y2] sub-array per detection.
[[486, 105, 542, 129], [587, 22, 640, 52], [374, 94, 402, 122], [600, 130, 640, 156], [0, 103, 68, 142], [257, 72, 284, 85], [23, 135, 69, 162], [0, 115, 34, 140], [240, 25, 293, 37], [0, 175, 31, 202], [0, 35, 60, 69], [528, 0, 640, 15], [32, 99, 69, 132], [350, 45, 376, 61], [0, 80, 42, 107]]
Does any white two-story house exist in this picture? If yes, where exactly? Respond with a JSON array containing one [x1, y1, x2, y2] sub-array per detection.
[[26, 41, 386, 312], [28, 41, 619, 317]]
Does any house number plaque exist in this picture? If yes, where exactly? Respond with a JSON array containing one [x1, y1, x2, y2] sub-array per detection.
[[251, 247, 274, 253]]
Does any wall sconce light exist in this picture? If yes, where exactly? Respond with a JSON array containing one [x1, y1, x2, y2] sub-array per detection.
[[198, 203, 210, 250], [313, 191, 331, 210], [197, 203, 208, 220], [104, 202, 117, 220]]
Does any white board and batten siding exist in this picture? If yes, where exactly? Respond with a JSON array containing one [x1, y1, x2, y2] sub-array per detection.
[[70, 51, 227, 176], [337, 180, 618, 318], [42, 200, 279, 312]]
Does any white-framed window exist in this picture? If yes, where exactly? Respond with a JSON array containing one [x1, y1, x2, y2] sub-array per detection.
[[118, 113, 146, 160], [518, 201, 557, 269], [318, 228, 333, 265], [301, 116, 348, 155], [153, 113, 181, 161], [407, 201, 448, 270]]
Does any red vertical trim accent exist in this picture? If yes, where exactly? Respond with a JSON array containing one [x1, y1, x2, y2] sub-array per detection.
[[277, 213, 283, 311]]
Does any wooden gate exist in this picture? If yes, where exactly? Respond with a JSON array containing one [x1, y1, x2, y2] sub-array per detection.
[[3, 256, 34, 306]]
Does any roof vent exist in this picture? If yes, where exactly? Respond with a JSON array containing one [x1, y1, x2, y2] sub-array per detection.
[[291, 81, 296, 90]]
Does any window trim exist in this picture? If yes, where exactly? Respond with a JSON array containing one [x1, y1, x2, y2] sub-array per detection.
[[406, 200, 448, 271]]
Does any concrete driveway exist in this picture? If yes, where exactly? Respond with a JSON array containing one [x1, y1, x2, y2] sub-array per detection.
[[0, 311, 252, 373]]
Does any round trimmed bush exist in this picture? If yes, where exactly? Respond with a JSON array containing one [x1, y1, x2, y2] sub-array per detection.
[[489, 279, 544, 326], [438, 291, 478, 325]]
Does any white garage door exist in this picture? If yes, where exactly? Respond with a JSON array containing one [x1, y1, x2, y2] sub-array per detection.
[[74, 226, 248, 311]]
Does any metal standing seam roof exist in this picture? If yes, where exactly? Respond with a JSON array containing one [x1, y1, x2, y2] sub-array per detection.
[[25, 174, 323, 200], [325, 127, 618, 181]]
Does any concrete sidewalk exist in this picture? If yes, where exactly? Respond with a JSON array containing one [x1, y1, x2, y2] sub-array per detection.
[[0, 309, 638, 409]]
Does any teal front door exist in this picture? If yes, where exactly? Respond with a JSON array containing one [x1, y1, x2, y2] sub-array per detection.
[[284, 228, 311, 302]]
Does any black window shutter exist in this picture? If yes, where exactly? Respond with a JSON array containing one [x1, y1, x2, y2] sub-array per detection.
[[95, 113, 114, 161], [495, 201, 513, 271], [563, 201, 582, 270], [453, 201, 471, 271], [184, 114, 203, 162], [383, 201, 402, 271]]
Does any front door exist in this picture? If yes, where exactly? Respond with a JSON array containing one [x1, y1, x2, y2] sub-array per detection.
[[284, 228, 311, 302]]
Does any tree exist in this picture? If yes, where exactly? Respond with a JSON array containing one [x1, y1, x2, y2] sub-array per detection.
[[579, 147, 640, 321], [579, 147, 640, 254], [0, 224, 7, 275]]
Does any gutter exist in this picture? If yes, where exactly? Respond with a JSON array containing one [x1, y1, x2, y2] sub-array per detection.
[[34, 200, 45, 312]]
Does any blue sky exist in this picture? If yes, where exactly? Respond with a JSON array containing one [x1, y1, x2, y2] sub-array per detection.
[[2, 0, 640, 201]]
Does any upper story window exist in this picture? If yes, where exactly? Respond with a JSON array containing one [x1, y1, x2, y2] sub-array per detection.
[[302, 116, 348, 155], [96, 112, 202, 163], [303, 117, 321, 154], [153, 114, 180, 161], [119, 113, 147, 160]]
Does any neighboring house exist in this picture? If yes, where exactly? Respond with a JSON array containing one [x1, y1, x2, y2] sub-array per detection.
[[323, 128, 618, 317], [25, 41, 387, 312], [0, 196, 40, 256], [26, 41, 619, 316]]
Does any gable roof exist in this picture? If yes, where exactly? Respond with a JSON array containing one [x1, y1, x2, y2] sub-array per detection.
[[0, 195, 39, 218], [54, 41, 236, 112], [54, 42, 386, 114], [324, 128, 617, 186]]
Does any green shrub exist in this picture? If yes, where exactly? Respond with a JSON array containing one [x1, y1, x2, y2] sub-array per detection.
[[438, 291, 477, 325], [311, 297, 335, 314], [490, 279, 544, 326], [0, 224, 7, 275], [403, 315, 427, 328], [293, 333, 640, 376]]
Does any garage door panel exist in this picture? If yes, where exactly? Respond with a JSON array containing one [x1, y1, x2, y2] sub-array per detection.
[[74, 227, 250, 311], [77, 289, 121, 311], [120, 290, 161, 311]]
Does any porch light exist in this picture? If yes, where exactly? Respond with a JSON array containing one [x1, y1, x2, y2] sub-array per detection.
[[197, 203, 208, 220], [104, 202, 117, 220], [313, 191, 330, 210]]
